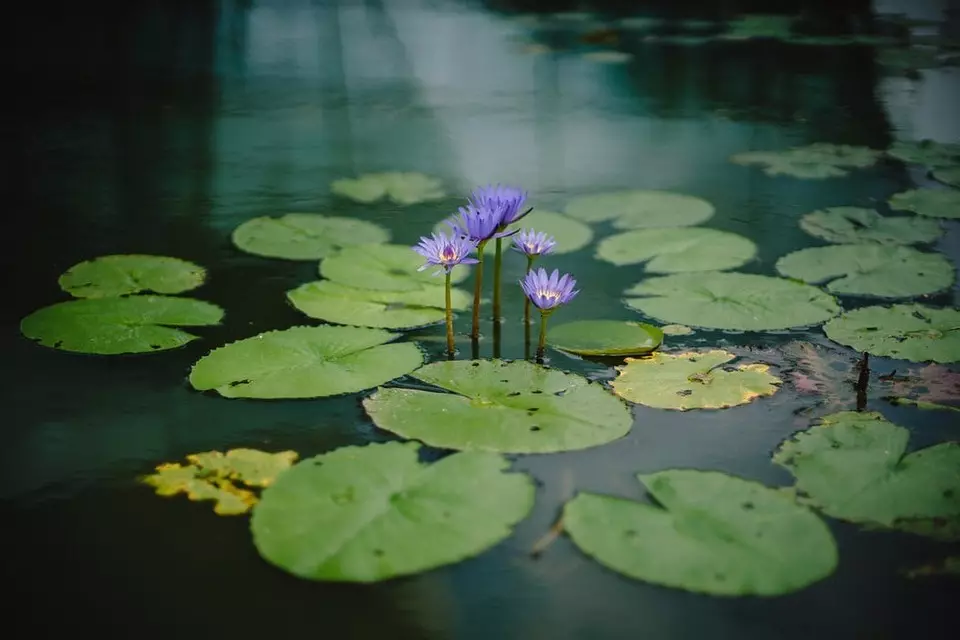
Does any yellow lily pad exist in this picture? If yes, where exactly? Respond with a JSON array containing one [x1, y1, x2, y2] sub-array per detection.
[[185, 449, 299, 487]]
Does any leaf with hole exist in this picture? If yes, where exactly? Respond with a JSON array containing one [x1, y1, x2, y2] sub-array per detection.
[[232, 214, 390, 260], [888, 188, 960, 219], [321, 243, 470, 292], [823, 304, 960, 363], [564, 190, 714, 229], [548, 320, 663, 356], [330, 172, 445, 205], [798, 207, 942, 245], [596, 228, 756, 272], [58, 254, 207, 298]]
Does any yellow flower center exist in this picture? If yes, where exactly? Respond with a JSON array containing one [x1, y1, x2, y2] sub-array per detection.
[[536, 289, 560, 302], [440, 246, 459, 262]]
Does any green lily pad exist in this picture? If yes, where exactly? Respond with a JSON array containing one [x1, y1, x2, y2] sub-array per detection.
[[611, 350, 780, 410], [563, 469, 837, 596], [624, 272, 841, 331], [772, 411, 960, 539], [58, 254, 206, 298], [730, 144, 881, 179], [320, 243, 470, 292], [232, 214, 391, 261], [823, 304, 960, 363], [189, 325, 423, 399], [933, 166, 960, 188], [511, 210, 593, 254], [798, 207, 943, 245], [250, 441, 535, 582], [888, 397, 960, 412], [582, 51, 632, 63], [287, 280, 470, 330], [886, 140, 960, 168], [596, 228, 757, 272], [330, 172, 446, 205], [548, 320, 663, 356], [905, 556, 960, 579], [888, 188, 960, 219], [775, 244, 953, 298], [363, 360, 632, 454], [20, 296, 224, 355], [720, 14, 796, 40], [564, 190, 714, 229]]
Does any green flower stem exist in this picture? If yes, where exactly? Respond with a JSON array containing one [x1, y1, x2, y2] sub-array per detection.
[[445, 270, 454, 356], [493, 237, 503, 320], [537, 311, 550, 361], [523, 255, 534, 326], [471, 241, 487, 339]]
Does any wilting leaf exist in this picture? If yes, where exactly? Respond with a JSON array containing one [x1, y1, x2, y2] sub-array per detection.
[[58, 254, 207, 298], [564, 190, 714, 228], [730, 143, 881, 179], [320, 243, 470, 292], [904, 556, 960, 579], [231, 214, 390, 260], [548, 320, 663, 356], [596, 228, 757, 272], [251, 441, 534, 582], [798, 207, 942, 245], [330, 172, 445, 205], [823, 304, 960, 363], [185, 449, 299, 487], [888, 188, 960, 219]]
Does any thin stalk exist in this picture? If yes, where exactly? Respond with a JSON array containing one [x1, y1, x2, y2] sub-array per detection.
[[537, 312, 550, 362], [445, 271, 454, 357], [471, 242, 486, 339], [523, 255, 534, 326], [493, 237, 503, 320]]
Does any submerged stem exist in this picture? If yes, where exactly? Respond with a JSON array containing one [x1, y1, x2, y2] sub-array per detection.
[[493, 237, 503, 320], [471, 242, 486, 339], [445, 270, 454, 357]]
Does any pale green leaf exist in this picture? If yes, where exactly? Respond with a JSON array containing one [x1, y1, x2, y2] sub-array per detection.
[[596, 228, 756, 272], [823, 304, 960, 363], [564, 190, 714, 228], [331, 172, 446, 205], [232, 214, 390, 260], [798, 207, 942, 245], [888, 188, 960, 219], [321, 244, 470, 292]]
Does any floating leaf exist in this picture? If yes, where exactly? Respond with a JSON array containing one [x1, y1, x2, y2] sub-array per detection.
[[185, 449, 299, 487], [624, 272, 840, 331], [582, 51, 632, 63], [251, 441, 534, 582], [564, 190, 714, 228], [320, 243, 470, 292], [798, 207, 942, 245], [933, 166, 960, 188], [232, 214, 390, 260], [596, 228, 756, 272], [888, 188, 960, 219], [720, 14, 796, 40], [611, 350, 780, 410], [58, 254, 206, 299], [363, 360, 632, 454], [330, 172, 445, 205], [888, 397, 960, 412], [189, 325, 423, 399], [823, 304, 960, 363], [661, 324, 693, 336], [563, 469, 837, 596], [730, 144, 880, 179], [887, 140, 960, 168], [548, 320, 663, 356], [775, 244, 953, 298], [772, 411, 960, 539], [885, 364, 960, 405], [510, 210, 593, 254], [20, 296, 223, 355], [904, 556, 960, 579]]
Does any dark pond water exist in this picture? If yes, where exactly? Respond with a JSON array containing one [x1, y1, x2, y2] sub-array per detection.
[[5, 0, 958, 637]]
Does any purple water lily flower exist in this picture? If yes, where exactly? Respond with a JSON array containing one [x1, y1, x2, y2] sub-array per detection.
[[413, 231, 480, 275], [520, 268, 579, 312], [470, 184, 530, 229], [446, 204, 514, 244], [512, 229, 556, 257]]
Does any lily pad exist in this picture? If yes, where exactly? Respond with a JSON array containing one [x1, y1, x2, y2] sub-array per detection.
[[596, 228, 756, 272], [823, 304, 960, 363], [58, 254, 206, 298], [886, 140, 960, 168], [564, 190, 714, 229], [232, 214, 390, 260], [772, 411, 960, 539], [611, 350, 780, 410], [330, 172, 446, 205], [509, 210, 593, 254], [320, 243, 470, 292], [563, 469, 837, 596], [661, 324, 694, 336], [250, 441, 534, 582], [888, 397, 960, 412], [730, 144, 881, 179], [582, 51, 632, 63], [189, 325, 423, 399], [720, 14, 796, 40], [20, 296, 224, 355], [363, 360, 632, 454], [798, 207, 942, 245], [548, 320, 663, 356], [624, 272, 841, 331], [933, 166, 960, 188], [775, 244, 953, 298], [888, 188, 960, 219], [185, 449, 299, 487], [905, 556, 960, 579]]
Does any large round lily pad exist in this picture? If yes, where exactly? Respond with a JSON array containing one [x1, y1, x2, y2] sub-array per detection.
[[624, 272, 841, 331], [251, 441, 534, 582], [232, 214, 391, 260], [548, 320, 663, 356], [189, 325, 423, 399], [933, 166, 960, 189], [509, 210, 593, 254], [888, 188, 960, 219], [798, 207, 942, 245], [564, 190, 714, 229], [773, 411, 960, 539], [886, 140, 960, 168], [596, 228, 757, 272], [330, 172, 446, 205], [775, 244, 953, 298], [363, 360, 632, 454], [58, 254, 206, 298], [730, 143, 880, 179], [823, 304, 960, 363], [563, 469, 838, 596], [287, 280, 470, 330], [611, 350, 780, 410], [321, 243, 470, 292], [21, 296, 224, 355]]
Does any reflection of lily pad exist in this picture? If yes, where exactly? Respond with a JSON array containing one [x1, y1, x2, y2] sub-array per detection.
[[58, 255, 206, 298], [330, 172, 446, 205], [565, 190, 714, 228], [232, 214, 390, 260], [886, 140, 960, 168], [799, 207, 942, 245], [775, 244, 953, 298], [888, 188, 960, 219], [823, 304, 960, 363], [20, 296, 224, 355], [441, 210, 593, 255], [624, 272, 840, 331], [363, 360, 632, 454], [773, 411, 960, 540], [321, 243, 470, 292], [251, 441, 534, 582], [189, 325, 423, 399], [596, 228, 756, 272], [933, 167, 960, 188], [287, 280, 470, 330], [730, 144, 880, 179], [611, 350, 780, 410], [563, 469, 837, 596], [548, 320, 663, 356]]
